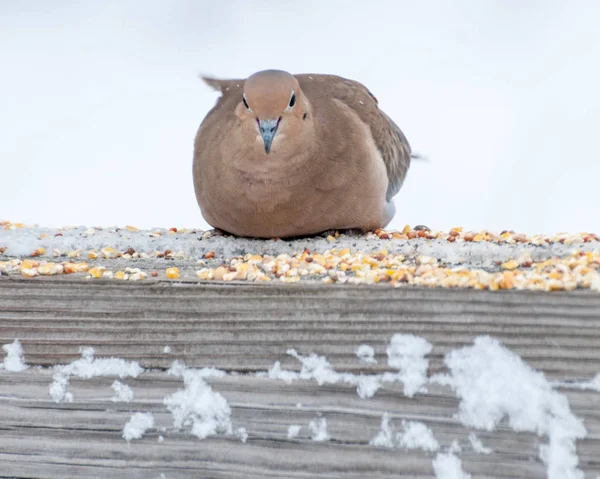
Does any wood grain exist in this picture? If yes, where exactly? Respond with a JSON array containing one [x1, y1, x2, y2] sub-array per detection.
[[1, 277, 599, 378], [0, 277, 599, 478], [1, 370, 599, 479]]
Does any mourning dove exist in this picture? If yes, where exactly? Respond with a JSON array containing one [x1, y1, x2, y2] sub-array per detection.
[[193, 69, 412, 238]]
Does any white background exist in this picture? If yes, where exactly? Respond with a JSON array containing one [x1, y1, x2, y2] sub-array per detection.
[[1, 1, 599, 233]]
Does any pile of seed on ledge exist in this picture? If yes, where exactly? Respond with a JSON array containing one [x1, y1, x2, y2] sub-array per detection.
[[1, 221, 599, 292]]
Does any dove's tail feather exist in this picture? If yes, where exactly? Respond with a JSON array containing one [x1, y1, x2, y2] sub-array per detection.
[[411, 152, 429, 162]]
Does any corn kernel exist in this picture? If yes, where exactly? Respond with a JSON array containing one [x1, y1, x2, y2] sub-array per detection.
[[101, 247, 121, 259], [20, 259, 39, 269], [501, 260, 519, 270], [89, 267, 104, 278], [166, 267, 180, 279]]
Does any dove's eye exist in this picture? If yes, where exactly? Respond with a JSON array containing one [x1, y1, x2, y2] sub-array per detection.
[[242, 94, 251, 111], [288, 91, 296, 108]]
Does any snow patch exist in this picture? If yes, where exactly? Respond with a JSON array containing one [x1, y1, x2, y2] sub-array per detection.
[[49, 347, 143, 403], [123, 412, 154, 441], [235, 427, 248, 443], [370, 413, 439, 452], [288, 348, 346, 385], [163, 361, 231, 440], [259, 335, 433, 400], [553, 373, 600, 392], [384, 333, 432, 397], [356, 375, 382, 399], [287, 425, 302, 439], [356, 344, 377, 364], [284, 349, 381, 398], [111, 380, 134, 403], [309, 417, 329, 442], [438, 336, 586, 479], [2, 339, 28, 372], [260, 360, 300, 384], [370, 413, 395, 448], [398, 420, 440, 452], [468, 432, 492, 454], [432, 452, 471, 479]]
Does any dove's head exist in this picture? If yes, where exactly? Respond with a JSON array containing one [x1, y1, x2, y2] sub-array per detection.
[[241, 69, 309, 154]]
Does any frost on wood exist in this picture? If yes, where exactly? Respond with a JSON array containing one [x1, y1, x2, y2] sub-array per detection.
[[370, 413, 439, 452], [1, 339, 28, 372], [355, 344, 377, 364], [309, 417, 329, 442], [49, 347, 143, 403], [384, 333, 432, 397], [163, 361, 232, 440], [432, 452, 471, 479], [123, 412, 155, 441], [111, 380, 134, 403], [438, 336, 586, 479]]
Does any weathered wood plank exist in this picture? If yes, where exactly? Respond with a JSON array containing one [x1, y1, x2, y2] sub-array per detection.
[[1, 278, 600, 478], [1, 278, 599, 379], [1, 370, 599, 479]]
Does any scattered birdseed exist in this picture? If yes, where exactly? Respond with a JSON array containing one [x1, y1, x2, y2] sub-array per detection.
[[1, 222, 599, 292]]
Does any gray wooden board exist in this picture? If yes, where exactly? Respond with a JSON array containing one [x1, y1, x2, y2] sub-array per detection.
[[0, 370, 599, 479], [1, 278, 600, 378], [0, 277, 599, 478]]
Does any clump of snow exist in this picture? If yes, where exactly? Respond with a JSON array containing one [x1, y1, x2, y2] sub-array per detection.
[[287, 425, 302, 439], [163, 361, 231, 440], [236, 427, 248, 443], [468, 432, 492, 454], [398, 420, 440, 452], [438, 336, 586, 479], [370, 413, 395, 448], [284, 349, 381, 398], [158, 435, 164, 443], [111, 380, 134, 403], [356, 375, 381, 399], [432, 452, 471, 479], [309, 417, 329, 442], [356, 344, 377, 364], [2, 339, 28, 372], [123, 412, 155, 441], [370, 413, 439, 452], [585, 373, 600, 391], [163, 345, 172, 354], [259, 360, 300, 384], [288, 348, 346, 385], [384, 334, 432, 397], [49, 347, 143, 403], [259, 336, 435, 400], [449, 439, 461, 454]]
